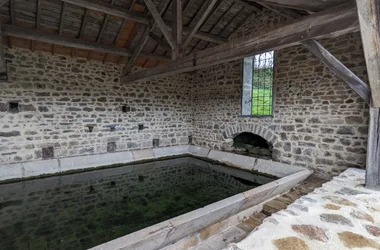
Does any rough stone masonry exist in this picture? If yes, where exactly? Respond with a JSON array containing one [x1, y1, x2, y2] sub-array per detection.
[[0, 8, 370, 178]]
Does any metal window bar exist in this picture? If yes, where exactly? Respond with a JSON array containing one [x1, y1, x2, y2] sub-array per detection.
[[252, 51, 274, 116]]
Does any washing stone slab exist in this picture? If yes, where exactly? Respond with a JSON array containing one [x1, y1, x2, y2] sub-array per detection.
[[59, 151, 134, 172], [22, 159, 59, 178], [152, 145, 189, 158], [0, 163, 23, 181]]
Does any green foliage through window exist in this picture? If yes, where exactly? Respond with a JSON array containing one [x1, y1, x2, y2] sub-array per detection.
[[251, 52, 274, 116]]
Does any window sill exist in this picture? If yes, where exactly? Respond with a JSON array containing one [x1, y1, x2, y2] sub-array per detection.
[[239, 115, 274, 118]]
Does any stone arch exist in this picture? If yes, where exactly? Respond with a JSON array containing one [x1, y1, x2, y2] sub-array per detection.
[[222, 125, 278, 147]]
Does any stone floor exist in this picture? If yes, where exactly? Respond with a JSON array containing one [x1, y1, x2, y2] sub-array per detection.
[[229, 168, 380, 250], [186, 174, 327, 250]]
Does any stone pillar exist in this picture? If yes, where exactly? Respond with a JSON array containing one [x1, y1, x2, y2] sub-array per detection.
[[242, 56, 253, 116]]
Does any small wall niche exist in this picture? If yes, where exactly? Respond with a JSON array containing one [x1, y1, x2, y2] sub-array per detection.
[[85, 124, 96, 133], [107, 142, 116, 152], [153, 139, 160, 148], [188, 135, 193, 145], [122, 105, 130, 113], [138, 124, 144, 131], [42, 147, 54, 159], [8, 102, 19, 113]]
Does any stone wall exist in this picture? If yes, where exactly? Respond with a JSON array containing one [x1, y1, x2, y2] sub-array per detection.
[[0, 8, 371, 178], [192, 27, 369, 177], [0, 47, 193, 164]]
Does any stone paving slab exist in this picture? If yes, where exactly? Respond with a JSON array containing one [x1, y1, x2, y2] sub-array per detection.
[[229, 168, 380, 250]]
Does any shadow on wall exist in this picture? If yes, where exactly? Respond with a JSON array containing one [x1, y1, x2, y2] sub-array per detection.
[[233, 132, 273, 160]]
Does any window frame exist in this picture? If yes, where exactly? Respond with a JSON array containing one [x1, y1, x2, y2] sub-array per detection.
[[240, 51, 276, 118]]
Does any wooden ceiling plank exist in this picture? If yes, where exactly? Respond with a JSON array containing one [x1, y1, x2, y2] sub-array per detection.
[[181, 0, 218, 50], [2, 24, 172, 62], [144, 0, 175, 49], [60, 0, 150, 24], [123, 2, 359, 82]]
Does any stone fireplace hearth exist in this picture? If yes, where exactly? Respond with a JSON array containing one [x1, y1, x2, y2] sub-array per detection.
[[233, 132, 273, 160]]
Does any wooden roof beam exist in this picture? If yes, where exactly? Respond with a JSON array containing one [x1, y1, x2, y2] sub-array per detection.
[[60, 0, 150, 24], [123, 2, 359, 82], [2, 24, 171, 62], [356, 0, 380, 107]]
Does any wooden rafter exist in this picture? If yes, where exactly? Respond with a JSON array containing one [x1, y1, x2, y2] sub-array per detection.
[[163, 21, 228, 44], [122, 0, 172, 74], [183, 0, 196, 13], [0, 0, 8, 7], [60, 0, 150, 24], [71, 9, 89, 57], [246, 0, 348, 12], [234, 0, 262, 12], [52, 2, 67, 55], [144, 0, 175, 49], [181, 0, 218, 50], [31, 0, 42, 52], [187, 0, 226, 54], [88, 0, 115, 60], [2, 24, 171, 62], [259, 3, 371, 103], [123, 2, 359, 82], [104, 0, 136, 63], [172, 0, 182, 59], [149, 32, 172, 51]]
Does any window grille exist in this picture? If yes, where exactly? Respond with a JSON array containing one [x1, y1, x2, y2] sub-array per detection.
[[242, 51, 274, 116]]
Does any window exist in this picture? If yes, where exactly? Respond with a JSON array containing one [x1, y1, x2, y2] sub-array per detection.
[[242, 51, 274, 116]]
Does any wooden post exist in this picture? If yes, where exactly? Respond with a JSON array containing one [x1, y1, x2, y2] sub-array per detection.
[[366, 106, 380, 190], [356, 0, 380, 189]]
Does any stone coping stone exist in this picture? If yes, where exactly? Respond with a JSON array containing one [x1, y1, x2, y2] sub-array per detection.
[[90, 169, 312, 250], [0, 145, 309, 182]]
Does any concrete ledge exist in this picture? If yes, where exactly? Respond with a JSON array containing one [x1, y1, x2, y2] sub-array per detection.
[[0, 145, 310, 183]]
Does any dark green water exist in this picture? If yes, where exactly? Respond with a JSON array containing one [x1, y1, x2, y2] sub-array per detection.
[[0, 157, 274, 250]]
